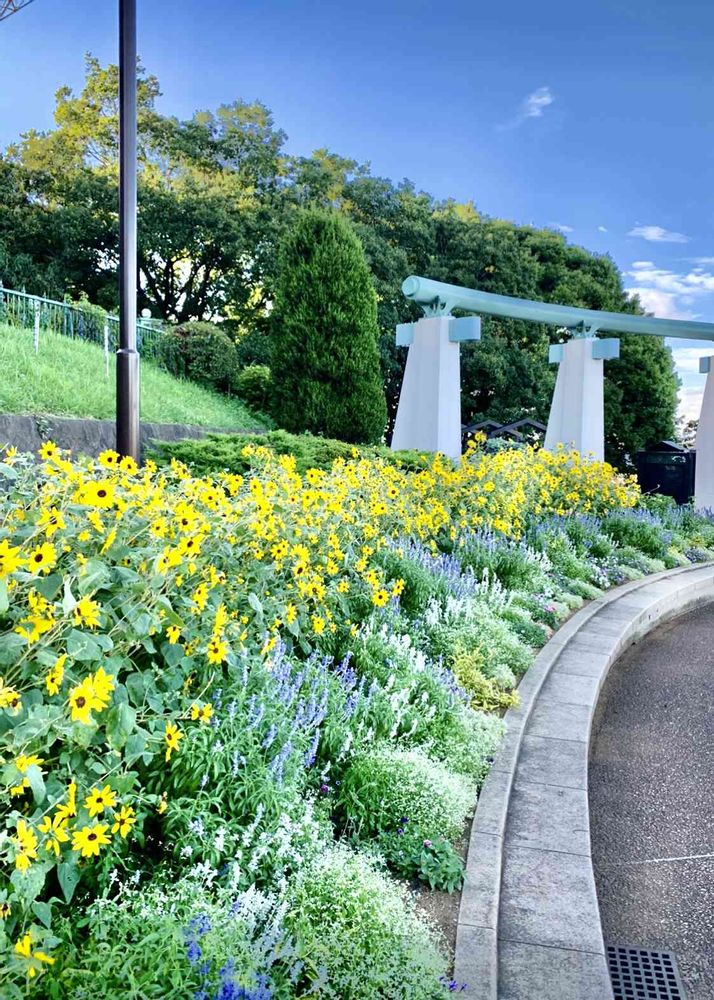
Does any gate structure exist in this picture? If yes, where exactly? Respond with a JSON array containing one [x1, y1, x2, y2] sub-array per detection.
[[391, 275, 714, 508]]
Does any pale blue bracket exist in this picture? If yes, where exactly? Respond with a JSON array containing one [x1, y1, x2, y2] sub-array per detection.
[[396, 322, 414, 347], [549, 344, 564, 364], [592, 338, 620, 360], [448, 316, 481, 343], [700, 357, 713, 374]]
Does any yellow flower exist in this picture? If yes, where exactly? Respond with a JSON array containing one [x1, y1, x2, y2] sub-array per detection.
[[0, 677, 21, 713], [14, 931, 55, 978], [45, 654, 67, 696], [372, 588, 390, 608], [27, 541, 57, 575], [75, 480, 115, 509], [111, 805, 136, 838], [73, 596, 101, 629], [71, 822, 111, 858], [98, 449, 120, 469], [0, 538, 24, 577], [39, 440, 60, 461], [311, 615, 326, 635], [38, 814, 70, 856], [165, 721, 183, 761], [84, 784, 117, 817], [166, 624, 181, 644], [90, 666, 115, 709], [15, 753, 44, 772], [37, 506, 66, 537], [55, 781, 77, 822], [157, 792, 168, 814], [0, 901, 11, 919], [206, 636, 228, 665], [14, 819, 38, 870], [3, 445, 17, 465], [190, 702, 213, 724], [68, 678, 97, 724], [119, 455, 139, 475]]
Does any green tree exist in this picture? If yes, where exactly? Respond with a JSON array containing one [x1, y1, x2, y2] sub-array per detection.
[[270, 209, 387, 443]]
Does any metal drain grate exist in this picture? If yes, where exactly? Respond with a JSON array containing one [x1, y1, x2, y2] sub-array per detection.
[[607, 945, 687, 999]]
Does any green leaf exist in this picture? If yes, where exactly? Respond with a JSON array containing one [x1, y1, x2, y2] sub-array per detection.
[[0, 632, 26, 666], [125, 731, 148, 766], [78, 558, 110, 593], [0, 578, 8, 615], [57, 861, 80, 904], [25, 763, 46, 805], [32, 899, 53, 929], [106, 702, 136, 751], [125, 672, 146, 707], [34, 572, 62, 600], [248, 592, 263, 616], [66, 629, 102, 662]]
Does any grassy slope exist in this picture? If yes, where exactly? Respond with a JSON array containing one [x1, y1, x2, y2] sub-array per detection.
[[0, 323, 267, 431]]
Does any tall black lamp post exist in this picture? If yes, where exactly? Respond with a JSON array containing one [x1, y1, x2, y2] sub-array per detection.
[[117, 0, 140, 461]]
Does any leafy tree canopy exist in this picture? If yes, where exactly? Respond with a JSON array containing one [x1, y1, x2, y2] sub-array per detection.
[[0, 56, 678, 466]]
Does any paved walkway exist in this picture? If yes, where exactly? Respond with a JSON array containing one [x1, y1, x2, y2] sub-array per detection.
[[589, 604, 714, 1000]]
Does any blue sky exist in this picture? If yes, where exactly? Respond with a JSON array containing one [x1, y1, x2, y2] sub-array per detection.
[[1, 0, 713, 420]]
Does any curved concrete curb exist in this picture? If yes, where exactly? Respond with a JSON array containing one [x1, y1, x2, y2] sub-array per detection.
[[454, 562, 714, 999]]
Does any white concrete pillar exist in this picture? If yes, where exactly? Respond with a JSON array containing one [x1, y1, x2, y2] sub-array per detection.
[[391, 315, 479, 459], [544, 337, 619, 461], [694, 356, 714, 509]]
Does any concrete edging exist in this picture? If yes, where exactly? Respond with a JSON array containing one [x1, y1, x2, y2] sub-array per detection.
[[454, 562, 714, 999]]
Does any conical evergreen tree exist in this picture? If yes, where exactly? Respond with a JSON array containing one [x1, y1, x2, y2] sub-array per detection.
[[270, 209, 387, 444]]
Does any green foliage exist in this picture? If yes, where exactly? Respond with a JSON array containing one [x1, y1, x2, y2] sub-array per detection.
[[285, 847, 448, 999], [374, 824, 465, 892], [148, 429, 422, 476], [601, 511, 669, 559], [450, 649, 520, 712], [270, 209, 387, 444], [338, 745, 476, 841], [426, 708, 506, 784], [0, 323, 264, 430], [233, 364, 272, 411], [156, 322, 239, 394]]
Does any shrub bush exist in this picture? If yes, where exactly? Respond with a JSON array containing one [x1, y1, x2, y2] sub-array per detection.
[[156, 321, 238, 393], [233, 363, 272, 411], [270, 208, 388, 444], [338, 745, 476, 841], [285, 846, 447, 999]]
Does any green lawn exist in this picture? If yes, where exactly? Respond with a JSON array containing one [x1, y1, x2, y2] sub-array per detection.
[[0, 323, 267, 430]]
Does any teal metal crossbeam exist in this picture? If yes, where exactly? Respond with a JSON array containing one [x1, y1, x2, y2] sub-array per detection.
[[402, 275, 714, 341]]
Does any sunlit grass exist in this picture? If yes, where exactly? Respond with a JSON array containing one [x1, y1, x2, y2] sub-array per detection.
[[0, 323, 267, 430]]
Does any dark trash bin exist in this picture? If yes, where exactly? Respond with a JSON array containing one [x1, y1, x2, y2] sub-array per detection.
[[636, 441, 695, 505]]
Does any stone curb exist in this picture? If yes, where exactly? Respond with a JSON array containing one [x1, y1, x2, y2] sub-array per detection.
[[454, 562, 714, 999]]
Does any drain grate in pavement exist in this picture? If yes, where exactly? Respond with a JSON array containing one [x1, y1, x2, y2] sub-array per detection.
[[607, 945, 687, 999]]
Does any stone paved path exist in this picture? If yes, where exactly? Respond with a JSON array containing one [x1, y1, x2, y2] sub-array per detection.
[[589, 604, 714, 1000]]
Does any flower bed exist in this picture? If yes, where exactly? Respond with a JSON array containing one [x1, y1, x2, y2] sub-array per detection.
[[0, 439, 712, 998]]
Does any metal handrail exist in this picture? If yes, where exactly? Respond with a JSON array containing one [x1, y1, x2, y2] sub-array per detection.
[[0, 285, 164, 357]]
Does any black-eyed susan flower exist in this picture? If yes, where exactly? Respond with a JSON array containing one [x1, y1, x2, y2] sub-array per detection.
[[165, 721, 183, 761], [14, 931, 55, 978], [27, 541, 57, 575], [166, 625, 181, 644], [73, 596, 101, 629], [0, 538, 23, 578], [0, 901, 11, 919], [84, 784, 117, 817], [206, 636, 228, 665], [14, 819, 38, 871], [38, 440, 60, 462], [38, 814, 70, 856], [111, 805, 136, 838], [75, 480, 115, 509], [71, 822, 111, 858], [190, 702, 213, 724]]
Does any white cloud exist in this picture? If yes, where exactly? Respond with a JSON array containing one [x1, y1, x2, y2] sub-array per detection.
[[626, 287, 694, 320], [523, 86, 554, 119], [628, 224, 690, 244], [690, 256, 714, 265], [598, 226, 608, 233], [679, 385, 704, 422], [498, 86, 554, 130], [627, 260, 714, 297], [550, 222, 573, 234]]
